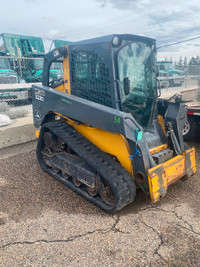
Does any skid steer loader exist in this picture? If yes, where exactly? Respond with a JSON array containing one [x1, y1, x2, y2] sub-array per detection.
[[32, 34, 196, 213]]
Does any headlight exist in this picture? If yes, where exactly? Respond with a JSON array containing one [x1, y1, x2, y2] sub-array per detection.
[[112, 36, 119, 46]]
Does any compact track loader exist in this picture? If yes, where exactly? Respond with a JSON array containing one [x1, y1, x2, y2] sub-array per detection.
[[32, 34, 196, 213]]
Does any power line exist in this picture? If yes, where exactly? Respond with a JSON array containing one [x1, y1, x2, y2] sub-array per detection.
[[157, 35, 200, 49], [51, 1, 198, 39], [136, 4, 200, 34], [157, 32, 200, 45]]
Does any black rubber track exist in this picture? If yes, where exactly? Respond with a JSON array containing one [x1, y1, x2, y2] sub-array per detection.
[[36, 121, 136, 213]]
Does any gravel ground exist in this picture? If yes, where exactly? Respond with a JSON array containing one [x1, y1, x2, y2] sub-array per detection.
[[0, 141, 199, 266]]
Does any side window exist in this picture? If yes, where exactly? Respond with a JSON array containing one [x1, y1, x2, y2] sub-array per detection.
[[70, 50, 112, 107], [49, 61, 64, 88]]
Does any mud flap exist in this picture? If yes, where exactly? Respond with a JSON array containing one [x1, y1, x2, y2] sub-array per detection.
[[148, 147, 196, 203]]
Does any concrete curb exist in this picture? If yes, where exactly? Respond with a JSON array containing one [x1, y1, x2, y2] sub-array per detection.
[[0, 113, 36, 149]]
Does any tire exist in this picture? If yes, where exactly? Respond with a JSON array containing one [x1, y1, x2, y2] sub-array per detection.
[[183, 115, 199, 141]]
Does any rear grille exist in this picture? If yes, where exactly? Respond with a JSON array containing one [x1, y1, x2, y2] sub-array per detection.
[[0, 76, 18, 84]]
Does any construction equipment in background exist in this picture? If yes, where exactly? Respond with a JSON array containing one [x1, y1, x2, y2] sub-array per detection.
[[157, 60, 185, 87], [0, 51, 20, 84], [0, 33, 62, 83], [0, 33, 45, 57], [49, 39, 72, 51], [0, 51, 30, 103], [32, 34, 196, 213]]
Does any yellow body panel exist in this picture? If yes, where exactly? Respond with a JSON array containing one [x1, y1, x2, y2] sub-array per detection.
[[55, 83, 65, 92], [35, 130, 40, 138], [149, 144, 168, 154], [67, 120, 133, 175], [157, 115, 167, 137], [148, 147, 196, 203], [36, 122, 133, 175], [63, 45, 71, 94]]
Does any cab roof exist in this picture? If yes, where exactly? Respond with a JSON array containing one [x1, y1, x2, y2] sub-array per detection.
[[70, 34, 156, 46]]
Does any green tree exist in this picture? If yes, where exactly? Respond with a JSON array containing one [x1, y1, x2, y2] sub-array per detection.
[[184, 57, 187, 67], [179, 56, 183, 65], [177, 56, 183, 70], [196, 55, 200, 65], [183, 57, 187, 72], [189, 56, 199, 75], [189, 57, 197, 65]]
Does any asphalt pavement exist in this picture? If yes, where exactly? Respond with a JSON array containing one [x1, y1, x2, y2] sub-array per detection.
[[0, 141, 199, 266]]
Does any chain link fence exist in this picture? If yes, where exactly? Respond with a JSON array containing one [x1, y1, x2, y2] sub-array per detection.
[[0, 56, 43, 105], [0, 56, 64, 129]]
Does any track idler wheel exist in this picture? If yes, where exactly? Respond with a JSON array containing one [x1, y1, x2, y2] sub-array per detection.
[[44, 132, 57, 148], [98, 177, 115, 205], [44, 131, 64, 152]]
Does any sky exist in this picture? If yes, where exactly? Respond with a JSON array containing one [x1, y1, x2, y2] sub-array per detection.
[[1, 0, 200, 61]]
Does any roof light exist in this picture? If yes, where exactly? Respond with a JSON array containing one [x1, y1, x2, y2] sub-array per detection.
[[112, 36, 119, 46]]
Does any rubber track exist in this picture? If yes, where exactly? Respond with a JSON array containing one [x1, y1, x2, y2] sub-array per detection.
[[37, 121, 136, 213]]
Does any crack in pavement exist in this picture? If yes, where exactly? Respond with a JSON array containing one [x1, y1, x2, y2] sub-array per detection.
[[171, 209, 199, 236], [140, 219, 168, 263], [137, 205, 199, 236], [137, 204, 157, 213], [136, 204, 200, 264], [0, 216, 131, 250], [0, 228, 110, 250], [111, 215, 131, 234], [1, 204, 198, 260], [153, 207, 200, 236]]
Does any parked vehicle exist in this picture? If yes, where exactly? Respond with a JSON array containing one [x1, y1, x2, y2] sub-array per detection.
[[0, 33, 62, 83], [157, 60, 185, 87], [182, 78, 200, 140], [49, 39, 71, 51], [0, 51, 30, 103]]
